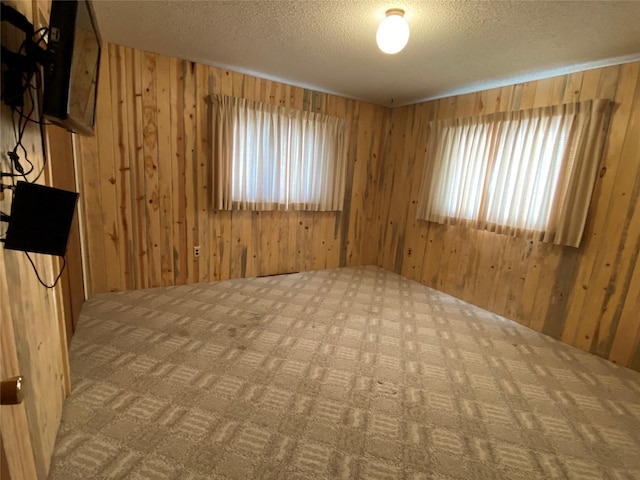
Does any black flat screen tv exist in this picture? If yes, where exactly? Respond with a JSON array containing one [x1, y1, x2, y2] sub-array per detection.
[[4, 182, 79, 257], [43, 0, 101, 136]]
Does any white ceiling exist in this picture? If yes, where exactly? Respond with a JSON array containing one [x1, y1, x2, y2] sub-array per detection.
[[92, 0, 640, 107]]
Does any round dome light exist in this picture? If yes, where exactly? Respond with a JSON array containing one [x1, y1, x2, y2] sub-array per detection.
[[376, 8, 410, 54]]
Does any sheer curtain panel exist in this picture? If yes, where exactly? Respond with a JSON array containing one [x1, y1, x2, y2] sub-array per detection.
[[210, 94, 347, 211], [416, 99, 612, 247]]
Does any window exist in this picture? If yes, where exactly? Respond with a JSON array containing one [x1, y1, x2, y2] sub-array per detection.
[[416, 99, 611, 247], [210, 94, 347, 211]]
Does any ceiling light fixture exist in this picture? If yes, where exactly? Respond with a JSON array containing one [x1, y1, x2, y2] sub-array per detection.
[[376, 8, 410, 54]]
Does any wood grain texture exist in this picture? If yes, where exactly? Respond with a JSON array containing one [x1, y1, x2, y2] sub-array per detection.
[[372, 62, 640, 370], [76, 45, 640, 371], [0, 0, 70, 475], [0, 261, 38, 480], [76, 44, 387, 293], [46, 125, 85, 340]]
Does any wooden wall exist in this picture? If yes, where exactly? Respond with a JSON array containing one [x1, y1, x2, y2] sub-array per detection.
[[76, 44, 387, 295], [1, 0, 70, 477], [374, 62, 640, 370], [76, 43, 639, 370], [47, 125, 85, 339]]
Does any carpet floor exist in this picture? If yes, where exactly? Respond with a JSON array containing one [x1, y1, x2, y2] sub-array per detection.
[[48, 266, 640, 480]]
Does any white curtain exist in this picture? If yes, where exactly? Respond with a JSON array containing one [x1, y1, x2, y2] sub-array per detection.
[[417, 99, 612, 247], [211, 94, 347, 211]]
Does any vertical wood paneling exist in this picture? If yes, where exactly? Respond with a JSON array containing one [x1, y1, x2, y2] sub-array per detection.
[[156, 55, 174, 286], [610, 258, 640, 366], [95, 48, 123, 292], [1, 3, 69, 476], [373, 62, 640, 371], [132, 49, 149, 289], [77, 44, 387, 292], [75, 44, 639, 371], [0, 261, 38, 480], [141, 52, 162, 287], [593, 97, 640, 356], [46, 126, 85, 338], [169, 56, 188, 285], [110, 45, 134, 291], [196, 64, 210, 283], [561, 65, 639, 346], [74, 116, 105, 293], [183, 61, 199, 284]]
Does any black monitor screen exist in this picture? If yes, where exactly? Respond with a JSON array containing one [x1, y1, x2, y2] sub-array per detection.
[[4, 181, 78, 256]]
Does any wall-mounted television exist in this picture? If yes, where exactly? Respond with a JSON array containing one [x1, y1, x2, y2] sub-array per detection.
[[43, 0, 101, 136]]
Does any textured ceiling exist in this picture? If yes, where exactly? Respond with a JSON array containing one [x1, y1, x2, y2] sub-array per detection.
[[92, 0, 640, 107]]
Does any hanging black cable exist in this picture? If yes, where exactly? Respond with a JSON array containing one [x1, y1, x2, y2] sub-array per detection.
[[2, 27, 50, 183], [24, 252, 66, 289]]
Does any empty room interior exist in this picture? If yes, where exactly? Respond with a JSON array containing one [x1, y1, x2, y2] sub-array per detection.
[[1, 0, 640, 479]]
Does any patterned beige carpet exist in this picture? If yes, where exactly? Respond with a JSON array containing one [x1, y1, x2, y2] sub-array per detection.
[[48, 266, 640, 480]]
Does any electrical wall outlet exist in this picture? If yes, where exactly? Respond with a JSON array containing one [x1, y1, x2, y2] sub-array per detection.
[[193, 246, 201, 258]]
